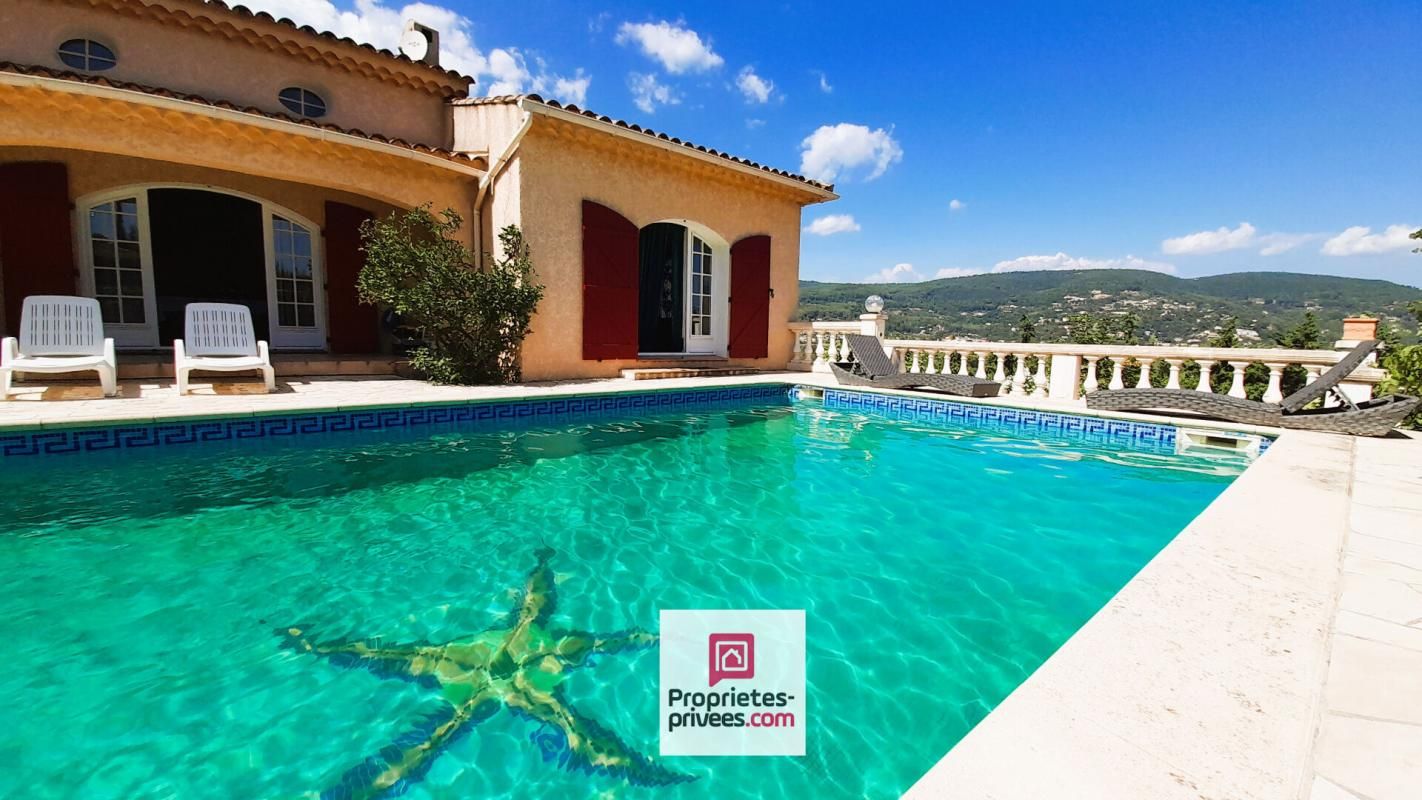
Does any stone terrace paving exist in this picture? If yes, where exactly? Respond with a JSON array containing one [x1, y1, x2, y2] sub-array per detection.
[[2, 371, 1419, 800]]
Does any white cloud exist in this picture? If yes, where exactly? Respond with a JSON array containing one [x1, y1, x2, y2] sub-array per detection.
[[745, 118, 766, 130], [615, 20, 723, 74], [240, 1, 588, 102], [1256, 232, 1316, 256], [799, 123, 903, 184], [1321, 224, 1419, 256], [1161, 221, 1320, 257], [1161, 222, 1257, 255], [991, 253, 1177, 275], [949, 198, 966, 212], [628, 72, 679, 113], [804, 214, 860, 236], [736, 66, 774, 104], [864, 263, 922, 283], [814, 70, 833, 93], [934, 267, 983, 278]]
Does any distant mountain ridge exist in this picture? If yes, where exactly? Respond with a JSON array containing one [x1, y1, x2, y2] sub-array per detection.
[[795, 270, 1422, 344]]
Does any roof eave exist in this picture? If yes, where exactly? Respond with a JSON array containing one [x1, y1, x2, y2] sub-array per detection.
[[515, 97, 838, 203]]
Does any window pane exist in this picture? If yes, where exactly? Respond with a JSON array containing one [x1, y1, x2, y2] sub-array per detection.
[[276, 280, 294, 302], [295, 282, 314, 303], [94, 269, 118, 295], [115, 197, 137, 216], [275, 228, 292, 256], [296, 304, 315, 327], [294, 232, 311, 258], [121, 298, 145, 323], [90, 209, 115, 241], [93, 243, 115, 268], [119, 270, 143, 296], [275, 257, 294, 279], [116, 213, 139, 241], [117, 242, 141, 269], [98, 297, 120, 322], [278, 304, 296, 327], [294, 257, 312, 279]]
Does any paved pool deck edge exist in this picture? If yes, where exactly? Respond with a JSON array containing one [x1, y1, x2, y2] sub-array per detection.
[[906, 430, 1364, 799]]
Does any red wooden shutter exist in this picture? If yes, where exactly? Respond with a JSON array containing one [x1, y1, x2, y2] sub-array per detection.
[[0, 162, 76, 335], [728, 234, 772, 358], [581, 200, 639, 360], [323, 201, 378, 353]]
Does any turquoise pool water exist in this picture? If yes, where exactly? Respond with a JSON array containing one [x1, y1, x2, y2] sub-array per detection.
[[0, 396, 1244, 799]]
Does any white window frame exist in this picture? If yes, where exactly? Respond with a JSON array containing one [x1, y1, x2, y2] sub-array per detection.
[[73, 183, 328, 351]]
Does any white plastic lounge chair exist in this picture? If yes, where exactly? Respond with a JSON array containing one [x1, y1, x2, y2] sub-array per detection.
[[174, 303, 275, 395], [1, 295, 117, 398]]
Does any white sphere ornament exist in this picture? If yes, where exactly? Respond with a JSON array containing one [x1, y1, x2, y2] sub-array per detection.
[[864, 295, 885, 313]]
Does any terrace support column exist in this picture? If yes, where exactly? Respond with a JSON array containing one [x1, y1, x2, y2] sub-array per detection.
[[1263, 364, 1285, 404], [859, 312, 887, 338], [1108, 359, 1125, 390], [1047, 354, 1082, 401], [1228, 364, 1248, 398], [1195, 361, 1215, 392]]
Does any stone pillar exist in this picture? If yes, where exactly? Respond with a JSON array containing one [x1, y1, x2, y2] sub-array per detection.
[[1047, 354, 1081, 401], [859, 313, 887, 338]]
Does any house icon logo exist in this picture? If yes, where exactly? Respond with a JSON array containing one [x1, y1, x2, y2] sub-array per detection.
[[708, 633, 755, 686]]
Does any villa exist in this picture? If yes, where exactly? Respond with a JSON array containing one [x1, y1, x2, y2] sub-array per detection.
[[0, 4, 1419, 800], [0, 0, 836, 381]]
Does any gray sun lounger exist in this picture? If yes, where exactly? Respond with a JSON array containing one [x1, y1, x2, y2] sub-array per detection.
[[1086, 340, 1419, 436], [830, 334, 1002, 397]]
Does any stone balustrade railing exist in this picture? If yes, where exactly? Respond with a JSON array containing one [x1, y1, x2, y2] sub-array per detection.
[[787, 322, 1389, 405]]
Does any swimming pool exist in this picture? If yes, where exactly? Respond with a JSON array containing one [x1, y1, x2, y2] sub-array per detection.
[[0, 388, 1246, 799]]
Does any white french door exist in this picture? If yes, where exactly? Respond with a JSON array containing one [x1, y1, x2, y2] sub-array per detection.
[[685, 234, 716, 354], [77, 186, 327, 350]]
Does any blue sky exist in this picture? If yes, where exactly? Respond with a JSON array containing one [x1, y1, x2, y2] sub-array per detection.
[[256, 1, 1420, 285]]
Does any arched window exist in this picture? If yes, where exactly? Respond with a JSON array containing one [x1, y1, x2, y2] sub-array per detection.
[[278, 87, 327, 118], [57, 39, 117, 71]]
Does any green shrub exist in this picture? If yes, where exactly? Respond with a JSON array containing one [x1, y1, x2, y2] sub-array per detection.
[[357, 206, 544, 385]]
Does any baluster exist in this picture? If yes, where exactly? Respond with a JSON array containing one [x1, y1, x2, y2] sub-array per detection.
[[1164, 360, 1183, 390], [956, 350, 970, 376], [835, 332, 848, 364], [1228, 363, 1248, 398], [1305, 365, 1321, 385], [974, 352, 988, 379], [809, 332, 823, 366], [1083, 356, 1100, 394], [1031, 354, 1048, 398], [1262, 363, 1285, 403], [925, 349, 940, 375], [1195, 360, 1214, 392], [1135, 358, 1153, 388], [991, 353, 1007, 384], [791, 332, 804, 365], [1108, 358, 1125, 390], [1011, 354, 1028, 395], [908, 348, 921, 373]]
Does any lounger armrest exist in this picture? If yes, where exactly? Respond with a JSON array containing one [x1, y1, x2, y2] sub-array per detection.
[[1, 337, 16, 367], [257, 341, 270, 364], [173, 338, 186, 365], [103, 338, 116, 368]]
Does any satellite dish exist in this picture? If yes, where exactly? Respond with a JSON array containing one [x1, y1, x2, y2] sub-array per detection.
[[399, 28, 429, 61]]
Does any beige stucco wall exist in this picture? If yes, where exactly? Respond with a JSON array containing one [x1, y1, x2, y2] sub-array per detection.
[[0, 0, 464, 148], [509, 121, 816, 381]]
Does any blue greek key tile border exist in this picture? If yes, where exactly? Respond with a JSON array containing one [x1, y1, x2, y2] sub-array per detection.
[[0, 384, 794, 459], [821, 387, 1181, 454]]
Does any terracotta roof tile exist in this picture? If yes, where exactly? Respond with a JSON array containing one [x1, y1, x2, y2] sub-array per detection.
[[0, 61, 482, 167], [460, 94, 834, 193], [200, 1, 475, 88]]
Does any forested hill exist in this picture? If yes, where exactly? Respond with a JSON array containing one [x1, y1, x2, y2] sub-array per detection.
[[795, 270, 1422, 344]]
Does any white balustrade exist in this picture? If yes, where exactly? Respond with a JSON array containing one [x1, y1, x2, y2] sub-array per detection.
[[786, 323, 1390, 404]]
